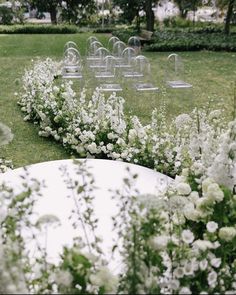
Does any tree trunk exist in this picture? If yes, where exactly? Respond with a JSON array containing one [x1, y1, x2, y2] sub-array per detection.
[[50, 7, 57, 24], [145, 0, 154, 31], [136, 11, 141, 32], [224, 0, 235, 35]]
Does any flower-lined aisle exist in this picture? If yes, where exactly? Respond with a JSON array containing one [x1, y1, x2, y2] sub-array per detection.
[[0, 58, 235, 294], [18, 58, 233, 180]]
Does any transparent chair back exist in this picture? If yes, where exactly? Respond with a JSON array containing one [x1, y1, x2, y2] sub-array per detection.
[[86, 36, 98, 53], [122, 47, 136, 65], [86, 41, 104, 69], [120, 47, 138, 77], [166, 53, 192, 88], [97, 56, 122, 92], [89, 47, 110, 69], [87, 40, 103, 57], [107, 36, 120, 51], [64, 41, 78, 53], [62, 47, 83, 78], [95, 55, 116, 79], [127, 36, 141, 54], [133, 55, 159, 91], [112, 40, 126, 56]]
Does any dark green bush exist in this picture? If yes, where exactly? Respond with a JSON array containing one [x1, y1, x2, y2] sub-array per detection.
[[93, 27, 115, 33], [147, 30, 236, 52], [0, 24, 79, 34], [0, 7, 14, 25]]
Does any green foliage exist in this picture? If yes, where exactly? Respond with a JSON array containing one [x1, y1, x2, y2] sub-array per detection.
[[163, 16, 194, 28], [60, 0, 97, 25], [0, 24, 79, 34], [0, 6, 14, 25]]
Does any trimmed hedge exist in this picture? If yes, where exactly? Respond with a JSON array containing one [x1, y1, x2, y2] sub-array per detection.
[[0, 24, 79, 34], [113, 27, 236, 52], [147, 31, 236, 52]]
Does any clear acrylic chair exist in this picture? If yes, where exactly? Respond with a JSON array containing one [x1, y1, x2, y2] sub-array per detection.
[[62, 47, 83, 79], [112, 41, 127, 67], [86, 36, 98, 52], [107, 36, 120, 51], [128, 36, 141, 54], [94, 55, 116, 79], [89, 47, 110, 70], [166, 53, 192, 88], [121, 47, 139, 77], [86, 40, 104, 69], [132, 55, 159, 91], [96, 56, 122, 92]]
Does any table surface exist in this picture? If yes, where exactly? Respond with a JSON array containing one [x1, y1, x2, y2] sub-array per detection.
[[0, 159, 172, 274]]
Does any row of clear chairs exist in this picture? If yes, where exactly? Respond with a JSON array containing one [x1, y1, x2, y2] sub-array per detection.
[[85, 36, 159, 92], [61, 38, 192, 92]]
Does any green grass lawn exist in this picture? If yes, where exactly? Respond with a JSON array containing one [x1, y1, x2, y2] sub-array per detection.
[[0, 33, 235, 168]]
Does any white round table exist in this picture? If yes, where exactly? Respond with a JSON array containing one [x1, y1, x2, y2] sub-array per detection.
[[0, 159, 172, 274]]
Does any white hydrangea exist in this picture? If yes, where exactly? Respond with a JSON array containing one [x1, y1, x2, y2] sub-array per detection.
[[176, 182, 191, 195], [219, 227, 236, 242]]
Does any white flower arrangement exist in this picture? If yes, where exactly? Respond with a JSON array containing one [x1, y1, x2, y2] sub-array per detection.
[[0, 57, 233, 294]]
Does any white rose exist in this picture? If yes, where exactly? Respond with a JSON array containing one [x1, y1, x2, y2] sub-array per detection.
[[210, 258, 221, 268], [206, 221, 218, 233], [106, 143, 114, 151], [176, 182, 191, 195], [181, 229, 194, 244]]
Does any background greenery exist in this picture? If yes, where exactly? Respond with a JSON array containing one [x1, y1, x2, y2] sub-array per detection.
[[0, 33, 235, 168]]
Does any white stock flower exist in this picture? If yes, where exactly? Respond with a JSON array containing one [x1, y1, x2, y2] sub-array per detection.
[[219, 227, 236, 242], [181, 229, 194, 244], [210, 258, 221, 268], [54, 270, 73, 287], [202, 178, 214, 194], [192, 240, 214, 251], [179, 287, 192, 294], [207, 271, 217, 287], [175, 114, 191, 129], [199, 259, 208, 271], [206, 221, 218, 233], [150, 235, 169, 251], [128, 129, 137, 143], [89, 266, 118, 293]]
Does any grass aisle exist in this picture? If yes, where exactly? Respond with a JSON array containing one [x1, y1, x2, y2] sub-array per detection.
[[0, 34, 235, 167]]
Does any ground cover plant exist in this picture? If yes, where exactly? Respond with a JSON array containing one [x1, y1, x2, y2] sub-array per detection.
[[0, 33, 235, 168]]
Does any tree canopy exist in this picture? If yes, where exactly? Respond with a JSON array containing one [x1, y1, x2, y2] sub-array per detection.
[[113, 0, 159, 31]]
